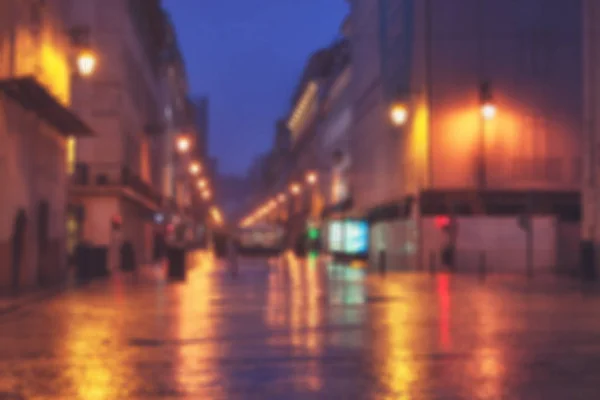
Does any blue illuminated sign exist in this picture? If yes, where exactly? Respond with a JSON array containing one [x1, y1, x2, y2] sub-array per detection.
[[344, 220, 369, 255], [328, 221, 344, 252]]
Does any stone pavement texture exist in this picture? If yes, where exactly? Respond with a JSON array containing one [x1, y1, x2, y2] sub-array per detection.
[[1, 251, 600, 399]]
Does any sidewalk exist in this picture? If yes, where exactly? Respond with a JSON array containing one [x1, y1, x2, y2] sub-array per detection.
[[0, 268, 85, 315], [0, 284, 68, 315]]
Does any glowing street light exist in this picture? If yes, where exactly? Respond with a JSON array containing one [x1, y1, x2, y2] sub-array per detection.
[[188, 161, 202, 176], [479, 81, 496, 120], [202, 190, 212, 200], [197, 178, 208, 190], [176, 135, 191, 154], [481, 102, 497, 120], [389, 103, 408, 126], [210, 207, 223, 225], [306, 171, 318, 185], [76, 49, 97, 76], [290, 183, 301, 195], [277, 193, 287, 203]]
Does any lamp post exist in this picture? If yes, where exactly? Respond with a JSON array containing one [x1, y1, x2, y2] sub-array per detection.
[[478, 81, 495, 189], [305, 171, 318, 219], [290, 183, 302, 196], [176, 135, 191, 154], [389, 102, 409, 126], [188, 161, 202, 176], [76, 49, 97, 77], [197, 178, 208, 190]]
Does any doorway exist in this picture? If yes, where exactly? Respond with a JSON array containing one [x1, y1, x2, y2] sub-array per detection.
[[11, 209, 27, 291], [37, 201, 49, 285]]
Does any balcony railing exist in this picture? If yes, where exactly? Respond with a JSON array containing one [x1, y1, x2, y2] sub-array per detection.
[[71, 162, 162, 205]]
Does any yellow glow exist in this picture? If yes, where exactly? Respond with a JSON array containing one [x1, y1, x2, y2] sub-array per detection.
[[188, 161, 202, 176], [350, 260, 367, 269], [64, 289, 128, 399], [390, 103, 409, 126], [210, 207, 223, 225], [76, 49, 97, 77], [403, 99, 430, 192], [197, 178, 208, 189], [379, 279, 420, 397], [472, 290, 505, 398], [176, 136, 191, 153], [481, 102, 497, 120], [66, 137, 76, 174], [176, 258, 224, 397], [41, 46, 71, 105], [290, 183, 302, 195], [202, 190, 212, 200], [306, 171, 318, 185], [13, 17, 71, 106], [288, 82, 319, 142]]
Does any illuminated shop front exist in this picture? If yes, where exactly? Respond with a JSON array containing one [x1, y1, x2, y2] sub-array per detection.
[[327, 219, 369, 258]]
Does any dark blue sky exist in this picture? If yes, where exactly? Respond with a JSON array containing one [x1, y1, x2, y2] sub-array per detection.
[[162, 0, 348, 176]]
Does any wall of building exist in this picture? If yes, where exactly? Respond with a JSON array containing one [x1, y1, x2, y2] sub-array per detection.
[[67, 0, 164, 266], [0, 0, 72, 103], [582, 0, 600, 250], [0, 0, 76, 289], [349, 0, 397, 212], [69, 0, 161, 182], [424, 0, 583, 190], [350, 0, 583, 209], [423, 216, 560, 274], [0, 96, 68, 289]]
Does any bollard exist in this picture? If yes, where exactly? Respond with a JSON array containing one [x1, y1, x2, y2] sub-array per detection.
[[478, 251, 486, 282]]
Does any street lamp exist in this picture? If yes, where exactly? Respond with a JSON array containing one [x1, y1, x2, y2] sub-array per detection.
[[188, 161, 202, 176], [202, 190, 212, 200], [176, 135, 191, 154], [210, 207, 223, 225], [389, 102, 408, 126], [481, 102, 496, 120], [480, 81, 496, 120], [197, 178, 208, 190], [306, 171, 318, 185], [76, 49, 97, 77], [290, 183, 302, 195]]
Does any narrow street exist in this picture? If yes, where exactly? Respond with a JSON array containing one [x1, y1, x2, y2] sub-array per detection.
[[1, 252, 600, 399]]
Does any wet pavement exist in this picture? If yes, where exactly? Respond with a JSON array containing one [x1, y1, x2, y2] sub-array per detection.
[[1, 251, 600, 399]]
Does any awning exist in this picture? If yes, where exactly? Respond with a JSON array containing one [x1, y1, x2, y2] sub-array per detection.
[[366, 196, 414, 224], [0, 76, 93, 136]]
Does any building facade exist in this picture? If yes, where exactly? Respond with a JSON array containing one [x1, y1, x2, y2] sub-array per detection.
[[67, 0, 166, 268], [350, 0, 583, 273], [583, 0, 600, 272], [0, 0, 92, 289], [193, 96, 209, 160]]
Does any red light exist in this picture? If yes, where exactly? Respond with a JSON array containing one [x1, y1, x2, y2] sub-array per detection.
[[111, 214, 122, 230], [435, 215, 451, 229]]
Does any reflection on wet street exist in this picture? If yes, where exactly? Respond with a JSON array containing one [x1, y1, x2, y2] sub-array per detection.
[[1, 251, 600, 399]]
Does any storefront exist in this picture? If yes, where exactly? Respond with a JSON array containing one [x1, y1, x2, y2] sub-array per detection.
[[326, 219, 369, 259]]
